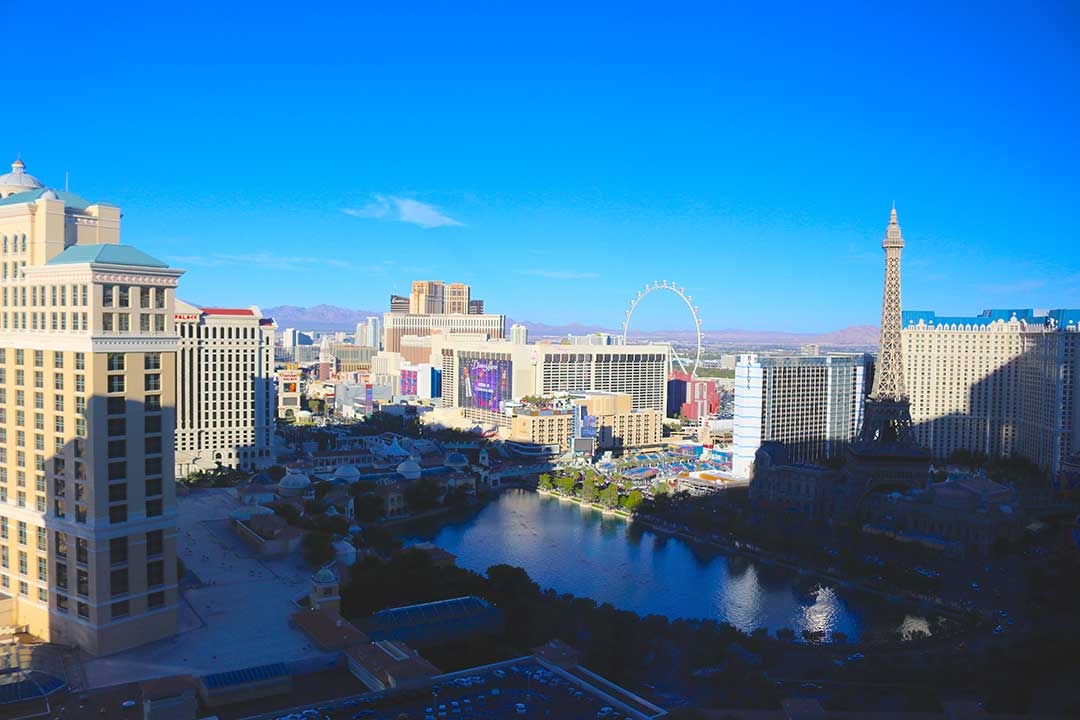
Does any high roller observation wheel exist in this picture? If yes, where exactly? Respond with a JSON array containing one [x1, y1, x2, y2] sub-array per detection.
[[622, 280, 703, 378]]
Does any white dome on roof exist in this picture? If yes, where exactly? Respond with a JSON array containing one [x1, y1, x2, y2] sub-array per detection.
[[396, 458, 422, 481], [445, 452, 469, 469], [313, 567, 337, 584], [278, 468, 312, 491], [0, 158, 44, 197], [333, 464, 361, 481]]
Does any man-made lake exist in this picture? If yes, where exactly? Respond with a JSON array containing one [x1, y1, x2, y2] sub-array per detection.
[[405, 489, 941, 642]]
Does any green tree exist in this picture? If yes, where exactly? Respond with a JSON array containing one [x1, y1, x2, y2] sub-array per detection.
[[599, 483, 619, 509], [271, 502, 301, 526], [301, 531, 335, 568], [622, 489, 644, 513], [555, 475, 577, 495], [353, 493, 385, 522], [581, 475, 598, 503], [538, 473, 553, 491], [404, 477, 443, 511], [358, 525, 402, 556]]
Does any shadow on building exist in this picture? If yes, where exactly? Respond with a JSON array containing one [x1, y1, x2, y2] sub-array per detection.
[[745, 341, 1078, 556], [0, 395, 181, 712]]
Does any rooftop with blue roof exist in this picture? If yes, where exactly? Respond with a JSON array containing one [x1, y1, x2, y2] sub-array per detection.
[[903, 309, 1080, 329], [45, 244, 169, 269], [0, 187, 96, 210]]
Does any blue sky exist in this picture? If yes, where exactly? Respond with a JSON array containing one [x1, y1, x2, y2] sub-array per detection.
[[5, 1, 1078, 332]]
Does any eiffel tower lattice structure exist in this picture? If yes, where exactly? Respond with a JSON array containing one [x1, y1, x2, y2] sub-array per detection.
[[843, 207, 930, 509]]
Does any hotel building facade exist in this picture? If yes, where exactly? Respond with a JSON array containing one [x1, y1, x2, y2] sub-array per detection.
[[0, 159, 181, 654], [432, 334, 670, 427], [174, 301, 276, 479], [902, 309, 1080, 475], [733, 353, 869, 478]]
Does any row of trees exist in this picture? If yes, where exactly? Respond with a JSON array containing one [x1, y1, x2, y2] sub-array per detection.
[[537, 472, 644, 512]]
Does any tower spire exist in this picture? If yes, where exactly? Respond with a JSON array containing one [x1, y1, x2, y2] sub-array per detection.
[[871, 206, 907, 401]]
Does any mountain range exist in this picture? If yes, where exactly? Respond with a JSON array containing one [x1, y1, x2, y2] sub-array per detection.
[[262, 305, 879, 347]]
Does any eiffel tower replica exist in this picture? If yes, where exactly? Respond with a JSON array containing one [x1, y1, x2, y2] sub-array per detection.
[[843, 207, 930, 507]]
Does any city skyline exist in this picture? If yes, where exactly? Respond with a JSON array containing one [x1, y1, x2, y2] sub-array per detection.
[[5, 2, 1079, 332]]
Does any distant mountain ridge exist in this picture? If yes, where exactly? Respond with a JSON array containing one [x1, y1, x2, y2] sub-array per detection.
[[263, 305, 380, 330], [262, 304, 878, 347]]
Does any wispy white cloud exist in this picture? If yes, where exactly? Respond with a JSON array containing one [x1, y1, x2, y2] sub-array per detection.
[[167, 253, 353, 272], [342, 194, 463, 229], [521, 269, 600, 280]]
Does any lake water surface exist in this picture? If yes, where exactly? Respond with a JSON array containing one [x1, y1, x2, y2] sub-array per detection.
[[405, 489, 939, 641]]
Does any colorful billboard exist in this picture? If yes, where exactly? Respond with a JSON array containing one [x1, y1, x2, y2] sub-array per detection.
[[459, 357, 512, 411], [400, 369, 418, 396], [573, 403, 597, 439]]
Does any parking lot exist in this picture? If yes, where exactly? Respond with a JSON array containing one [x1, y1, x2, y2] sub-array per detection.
[[246, 657, 663, 720]]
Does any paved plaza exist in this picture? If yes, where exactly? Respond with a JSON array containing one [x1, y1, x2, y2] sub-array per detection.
[[82, 488, 333, 689]]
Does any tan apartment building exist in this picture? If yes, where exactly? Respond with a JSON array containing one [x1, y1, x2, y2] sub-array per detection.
[[509, 392, 662, 453], [0, 159, 181, 654], [409, 281, 445, 315], [383, 313, 506, 354], [445, 282, 471, 315], [174, 301, 276, 478]]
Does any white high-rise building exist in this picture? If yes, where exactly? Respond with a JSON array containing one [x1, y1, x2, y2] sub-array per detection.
[[174, 301, 276, 478], [356, 315, 382, 349], [733, 353, 868, 478], [902, 309, 1080, 474], [0, 158, 182, 654]]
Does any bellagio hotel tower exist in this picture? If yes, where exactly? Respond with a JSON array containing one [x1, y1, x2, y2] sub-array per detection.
[[0, 158, 180, 655]]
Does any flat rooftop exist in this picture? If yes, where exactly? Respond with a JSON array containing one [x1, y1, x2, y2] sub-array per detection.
[[80, 488, 333, 689]]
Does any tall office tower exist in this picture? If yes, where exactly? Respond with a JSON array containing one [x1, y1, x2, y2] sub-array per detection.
[[445, 282, 471, 314], [510, 323, 528, 345], [409, 281, 446, 315], [389, 294, 410, 314], [902, 308, 1080, 474], [173, 301, 276, 479], [468, 299, 484, 315], [0, 159, 182, 654], [732, 354, 867, 477], [280, 327, 299, 348], [845, 208, 929, 491]]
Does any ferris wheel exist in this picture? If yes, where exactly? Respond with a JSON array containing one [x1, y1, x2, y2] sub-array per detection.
[[622, 280, 703, 378]]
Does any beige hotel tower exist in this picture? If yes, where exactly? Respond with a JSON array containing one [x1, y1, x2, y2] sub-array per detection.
[[0, 159, 180, 654]]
